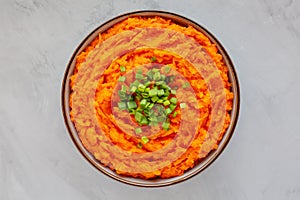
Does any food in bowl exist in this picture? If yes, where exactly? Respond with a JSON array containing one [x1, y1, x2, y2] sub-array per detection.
[[68, 15, 234, 180]]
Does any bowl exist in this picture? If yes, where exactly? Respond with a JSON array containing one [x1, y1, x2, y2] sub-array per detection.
[[61, 10, 240, 187]]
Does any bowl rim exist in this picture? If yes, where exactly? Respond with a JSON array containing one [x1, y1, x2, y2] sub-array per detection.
[[61, 10, 240, 187]]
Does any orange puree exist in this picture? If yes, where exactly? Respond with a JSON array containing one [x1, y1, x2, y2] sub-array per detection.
[[70, 16, 233, 179]]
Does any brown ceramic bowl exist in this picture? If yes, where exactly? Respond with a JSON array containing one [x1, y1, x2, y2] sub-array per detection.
[[61, 10, 240, 187]]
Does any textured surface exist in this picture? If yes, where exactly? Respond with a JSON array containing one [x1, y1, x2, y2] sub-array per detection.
[[1, 0, 300, 199]]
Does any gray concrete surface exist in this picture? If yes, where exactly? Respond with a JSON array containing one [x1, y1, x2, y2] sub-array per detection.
[[1, 0, 300, 199]]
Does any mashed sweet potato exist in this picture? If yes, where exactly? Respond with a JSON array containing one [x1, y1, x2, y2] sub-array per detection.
[[70, 16, 233, 179]]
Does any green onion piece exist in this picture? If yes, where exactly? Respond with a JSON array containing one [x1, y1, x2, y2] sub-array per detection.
[[135, 127, 142, 134], [149, 89, 158, 97], [170, 97, 178, 104], [140, 117, 149, 125], [127, 101, 137, 109], [137, 142, 143, 149], [149, 121, 158, 126], [148, 103, 154, 109], [140, 99, 147, 108], [153, 72, 161, 81], [130, 86, 137, 93], [147, 71, 154, 80], [152, 68, 160, 73], [145, 102, 151, 108], [135, 94, 142, 101], [157, 99, 164, 104], [172, 111, 178, 118], [129, 109, 136, 115], [163, 100, 170, 106], [145, 87, 150, 93], [161, 74, 166, 81], [180, 103, 186, 108], [121, 85, 127, 92], [120, 65, 126, 72], [162, 121, 170, 130], [150, 56, 157, 62], [118, 76, 126, 82], [163, 66, 171, 73], [137, 68, 143, 74], [141, 136, 149, 144], [132, 80, 140, 87], [164, 90, 170, 97], [118, 102, 127, 110], [171, 89, 176, 95], [141, 93, 149, 98], [155, 81, 165, 86], [135, 73, 144, 80], [162, 96, 168, 101], [135, 112, 144, 122], [128, 95, 134, 101], [165, 108, 172, 115], [151, 96, 159, 102], [157, 89, 165, 96], [182, 82, 190, 89], [145, 81, 152, 88], [138, 84, 146, 92], [169, 103, 177, 111]]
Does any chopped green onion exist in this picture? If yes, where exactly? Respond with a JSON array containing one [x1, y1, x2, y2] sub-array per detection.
[[147, 71, 154, 80], [140, 99, 147, 108], [157, 99, 164, 103], [162, 96, 168, 101], [120, 65, 126, 72], [137, 68, 143, 74], [157, 89, 165, 96], [141, 93, 149, 98], [169, 103, 177, 111], [161, 74, 166, 81], [135, 73, 144, 80], [135, 127, 142, 134], [135, 112, 144, 122], [145, 87, 150, 93], [127, 101, 137, 109], [151, 96, 159, 102], [163, 100, 170, 106], [150, 56, 157, 62], [118, 76, 126, 82], [182, 82, 190, 89], [171, 89, 176, 95], [165, 108, 172, 115], [172, 111, 178, 118], [149, 121, 158, 126], [121, 85, 127, 92], [163, 90, 170, 97], [135, 94, 142, 101], [170, 97, 178, 104], [130, 86, 137, 93], [138, 84, 146, 92], [149, 89, 158, 97], [155, 81, 165, 86], [148, 103, 154, 109], [140, 117, 149, 125], [153, 72, 161, 81], [141, 136, 149, 144], [152, 68, 160, 73], [163, 65, 171, 73], [137, 142, 143, 149], [118, 102, 127, 110], [162, 121, 170, 130], [132, 80, 140, 87], [180, 103, 186, 108]]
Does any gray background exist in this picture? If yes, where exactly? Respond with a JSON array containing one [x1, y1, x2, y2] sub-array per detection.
[[1, 0, 300, 199]]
